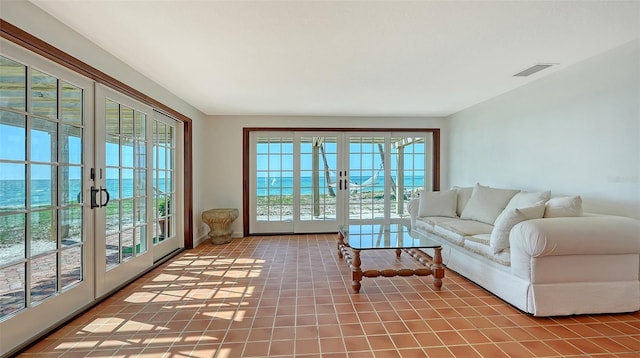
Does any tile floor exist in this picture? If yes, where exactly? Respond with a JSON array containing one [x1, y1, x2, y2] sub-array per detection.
[[19, 234, 640, 357]]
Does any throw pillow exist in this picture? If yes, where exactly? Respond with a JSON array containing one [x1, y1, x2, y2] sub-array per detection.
[[460, 184, 520, 225], [490, 203, 546, 254], [452, 186, 473, 217], [418, 190, 458, 218], [544, 196, 583, 218], [505, 190, 551, 211]]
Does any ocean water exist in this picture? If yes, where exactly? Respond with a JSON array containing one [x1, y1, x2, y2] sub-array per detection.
[[0, 175, 423, 209], [0, 178, 169, 209], [257, 175, 424, 196]]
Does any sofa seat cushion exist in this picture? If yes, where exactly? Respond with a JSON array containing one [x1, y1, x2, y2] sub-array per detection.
[[416, 216, 459, 229], [465, 233, 490, 245], [434, 220, 494, 245], [463, 239, 511, 266]]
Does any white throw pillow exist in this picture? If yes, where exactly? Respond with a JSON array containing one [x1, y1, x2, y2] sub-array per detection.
[[452, 186, 473, 217], [544, 196, 583, 218], [460, 184, 520, 225], [490, 203, 545, 254], [418, 190, 458, 218], [505, 191, 551, 211]]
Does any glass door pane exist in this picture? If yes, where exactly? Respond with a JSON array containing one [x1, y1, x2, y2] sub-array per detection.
[[104, 101, 148, 267], [389, 134, 432, 219], [294, 134, 342, 233], [347, 135, 387, 222], [250, 133, 294, 234], [152, 111, 181, 261]]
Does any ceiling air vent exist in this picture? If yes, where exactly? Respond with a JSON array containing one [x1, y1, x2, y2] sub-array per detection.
[[513, 63, 555, 77]]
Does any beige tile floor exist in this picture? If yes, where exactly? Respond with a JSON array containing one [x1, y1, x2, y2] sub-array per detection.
[[18, 234, 640, 357]]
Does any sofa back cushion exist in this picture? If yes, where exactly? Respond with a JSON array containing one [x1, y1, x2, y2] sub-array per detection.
[[544, 196, 583, 218], [506, 190, 551, 210], [453, 186, 473, 216], [490, 204, 546, 253], [418, 190, 458, 218], [460, 184, 520, 225]]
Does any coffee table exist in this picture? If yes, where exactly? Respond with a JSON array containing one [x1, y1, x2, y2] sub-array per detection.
[[337, 223, 444, 293]]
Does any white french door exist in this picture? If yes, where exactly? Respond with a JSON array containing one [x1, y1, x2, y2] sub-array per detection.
[[94, 85, 154, 297], [345, 132, 433, 223], [151, 111, 182, 262], [293, 133, 345, 233], [249, 131, 433, 234], [94, 86, 183, 297], [0, 40, 95, 353]]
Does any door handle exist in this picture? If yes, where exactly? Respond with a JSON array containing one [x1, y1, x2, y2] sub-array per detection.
[[90, 186, 110, 208], [100, 187, 110, 207], [90, 186, 100, 209]]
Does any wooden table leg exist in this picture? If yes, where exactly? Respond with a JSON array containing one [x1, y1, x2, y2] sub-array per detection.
[[352, 249, 363, 293], [395, 248, 401, 258], [337, 232, 344, 259], [431, 247, 444, 290]]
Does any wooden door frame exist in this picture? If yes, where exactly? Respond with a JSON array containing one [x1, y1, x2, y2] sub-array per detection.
[[242, 127, 440, 236]]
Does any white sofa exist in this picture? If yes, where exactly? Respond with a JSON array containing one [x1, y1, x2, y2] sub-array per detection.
[[408, 184, 640, 316]]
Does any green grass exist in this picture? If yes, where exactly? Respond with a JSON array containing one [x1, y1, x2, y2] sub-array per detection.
[[0, 200, 135, 247]]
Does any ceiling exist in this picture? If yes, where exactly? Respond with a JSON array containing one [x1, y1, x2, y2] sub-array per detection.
[[32, 1, 640, 117]]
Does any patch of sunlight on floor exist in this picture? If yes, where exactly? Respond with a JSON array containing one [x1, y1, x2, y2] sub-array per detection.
[[124, 291, 158, 303], [87, 317, 118, 325], [213, 286, 252, 299], [224, 269, 261, 278], [195, 281, 227, 287], [185, 288, 215, 299], [234, 258, 265, 264], [169, 303, 207, 310], [202, 270, 229, 277], [116, 321, 162, 332], [181, 334, 207, 343], [216, 348, 232, 358], [196, 334, 221, 343], [140, 336, 178, 345], [152, 273, 198, 282], [214, 310, 237, 321], [97, 339, 132, 348], [150, 289, 189, 302], [55, 340, 98, 349]]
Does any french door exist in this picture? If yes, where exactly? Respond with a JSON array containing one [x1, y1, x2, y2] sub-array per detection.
[[94, 85, 154, 296], [94, 85, 182, 297], [0, 41, 183, 356], [249, 130, 434, 234], [0, 40, 95, 353]]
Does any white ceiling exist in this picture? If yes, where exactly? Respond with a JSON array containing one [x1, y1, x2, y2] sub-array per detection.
[[32, 1, 640, 117]]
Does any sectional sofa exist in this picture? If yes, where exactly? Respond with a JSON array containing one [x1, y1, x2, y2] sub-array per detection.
[[407, 183, 640, 316]]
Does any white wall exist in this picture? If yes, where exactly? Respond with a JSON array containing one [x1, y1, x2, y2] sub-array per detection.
[[2, 1, 209, 243], [200, 115, 447, 241], [448, 39, 640, 219]]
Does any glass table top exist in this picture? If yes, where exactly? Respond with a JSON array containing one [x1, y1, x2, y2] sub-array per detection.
[[338, 223, 441, 250]]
